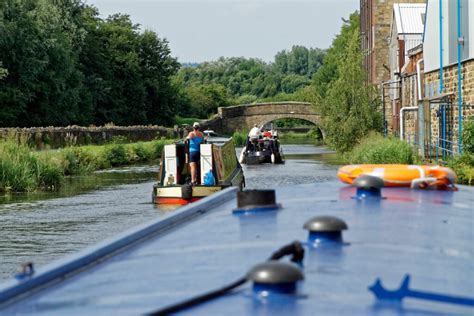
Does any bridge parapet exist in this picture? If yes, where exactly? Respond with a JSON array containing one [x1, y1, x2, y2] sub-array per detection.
[[211, 102, 321, 134]]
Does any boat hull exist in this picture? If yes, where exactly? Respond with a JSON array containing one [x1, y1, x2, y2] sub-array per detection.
[[153, 185, 225, 204]]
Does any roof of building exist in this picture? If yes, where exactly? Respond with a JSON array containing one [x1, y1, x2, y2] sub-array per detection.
[[393, 3, 426, 35]]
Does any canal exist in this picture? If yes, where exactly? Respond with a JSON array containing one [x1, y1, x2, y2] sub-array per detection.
[[0, 144, 339, 281]]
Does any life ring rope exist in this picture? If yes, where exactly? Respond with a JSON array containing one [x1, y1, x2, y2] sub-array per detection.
[[337, 164, 457, 191]]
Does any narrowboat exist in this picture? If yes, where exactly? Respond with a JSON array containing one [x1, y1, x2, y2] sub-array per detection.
[[0, 172, 472, 315], [152, 136, 244, 204], [239, 130, 285, 165]]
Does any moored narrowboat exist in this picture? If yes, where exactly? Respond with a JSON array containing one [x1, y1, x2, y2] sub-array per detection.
[[152, 136, 244, 204]]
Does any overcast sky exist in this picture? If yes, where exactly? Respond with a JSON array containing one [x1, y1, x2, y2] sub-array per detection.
[[87, 0, 359, 63]]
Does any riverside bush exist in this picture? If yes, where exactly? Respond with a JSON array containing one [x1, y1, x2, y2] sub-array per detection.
[[0, 138, 174, 193], [232, 131, 247, 147], [105, 144, 128, 166], [447, 153, 474, 185], [132, 143, 153, 161], [0, 139, 62, 192], [347, 133, 416, 164], [463, 119, 474, 154]]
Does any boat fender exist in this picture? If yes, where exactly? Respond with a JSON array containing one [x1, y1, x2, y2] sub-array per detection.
[[181, 184, 193, 199]]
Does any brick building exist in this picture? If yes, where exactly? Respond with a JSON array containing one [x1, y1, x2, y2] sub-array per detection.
[[421, 0, 474, 156], [387, 3, 425, 136], [360, 0, 426, 85]]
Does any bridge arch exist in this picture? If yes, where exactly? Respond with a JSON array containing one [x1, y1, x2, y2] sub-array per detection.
[[208, 102, 323, 134]]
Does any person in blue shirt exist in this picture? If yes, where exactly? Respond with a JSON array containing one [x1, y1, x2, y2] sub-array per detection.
[[186, 122, 204, 185]]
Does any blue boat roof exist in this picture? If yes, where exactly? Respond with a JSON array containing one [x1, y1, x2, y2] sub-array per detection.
[[0, 181, 473, 315]]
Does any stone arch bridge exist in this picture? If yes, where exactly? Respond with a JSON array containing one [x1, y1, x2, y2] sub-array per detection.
[[202, 102, 322, 135]]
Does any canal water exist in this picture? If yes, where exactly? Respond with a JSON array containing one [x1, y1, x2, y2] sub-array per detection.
[[0, 144, 339, 281]]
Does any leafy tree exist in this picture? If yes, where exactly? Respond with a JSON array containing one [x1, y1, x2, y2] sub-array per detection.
[[0, 1, 178, 127], [287, 45, 309, 76], [0, 62, 7, 79], [0, 0, 86, 127], [317, 13, 382, 152]]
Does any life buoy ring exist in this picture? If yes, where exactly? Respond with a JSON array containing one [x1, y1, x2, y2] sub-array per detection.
[[337, 164, 457, 190]]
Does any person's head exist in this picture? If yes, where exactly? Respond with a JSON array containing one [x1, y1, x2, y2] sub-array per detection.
[[254, 124, 258, 128], [193, 122, 200, 130]]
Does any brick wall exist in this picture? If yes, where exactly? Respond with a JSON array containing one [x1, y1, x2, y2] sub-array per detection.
[[424, 59, 474, 152], [361, 0, 426, 86]]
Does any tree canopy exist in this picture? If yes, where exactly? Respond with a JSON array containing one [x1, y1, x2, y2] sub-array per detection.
[[313, 13, 382, 152], [174, 46, 326, 118], [0, 0, 178, 127]]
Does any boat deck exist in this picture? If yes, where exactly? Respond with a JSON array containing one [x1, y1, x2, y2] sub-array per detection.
[[0, 181, 473, 315]]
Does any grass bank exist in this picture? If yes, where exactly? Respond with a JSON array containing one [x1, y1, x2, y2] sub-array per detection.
[[345, 132, 474, 185], [0, 138, 174, 193], [345, 133, 417, 164], [446, 153, 474, 185]]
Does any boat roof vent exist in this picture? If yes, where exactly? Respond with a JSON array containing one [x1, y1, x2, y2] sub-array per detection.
[[303, 216, 348, 246], [303, 216, 348, 233], [233, 190, 281, 214], [247, 261, 304, 284], [352, 175, 384, 199]]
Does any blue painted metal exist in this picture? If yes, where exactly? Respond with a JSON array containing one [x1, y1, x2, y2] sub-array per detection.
[[307, 231, 343, 246], [442, 105, 446, 160], [0, 182, 473, 315], [354, 187, 383, 199], [457, 0, 463, 154], [233, 204, 281, 215], [369, 274, 474, 307], [439, 0, 444, 94], [253, 282, 298, 295]]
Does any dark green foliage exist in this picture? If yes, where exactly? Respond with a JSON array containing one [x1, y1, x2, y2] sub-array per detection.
[[0, 138, 63, 192], [132, 143, 153, 161], [0, 0, 178, 127], [62, 147, 103, 175], [232, 131, 247, 147], [105, 144, 128, 166], [462, 119, 474, 154], [175, 47, 326, 118], [447, 153, 474, 185], [314, 13, 382, 152], [152, 140, 167, 160]]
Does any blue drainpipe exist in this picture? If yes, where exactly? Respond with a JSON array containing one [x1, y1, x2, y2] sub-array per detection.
[[439, 0, 444, 94], [457, 0, 463, 154]]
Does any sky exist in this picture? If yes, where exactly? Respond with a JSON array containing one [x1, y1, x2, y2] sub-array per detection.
[[87, 0, 359, 63]]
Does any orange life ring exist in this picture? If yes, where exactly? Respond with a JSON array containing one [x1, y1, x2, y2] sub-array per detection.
[[337, 164, 457, 190]]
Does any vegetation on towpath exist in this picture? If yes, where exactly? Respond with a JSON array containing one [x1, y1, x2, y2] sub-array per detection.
[[446, 120, 474, 185], [346, 129, 474, 185], [0, 137, 173, 193], [346, 133, 416, 165]]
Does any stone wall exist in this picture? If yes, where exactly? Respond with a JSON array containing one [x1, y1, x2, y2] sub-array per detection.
[[424, 59, 474, 152], [216, 102, 321, 134], [0, 125, 178, 149]]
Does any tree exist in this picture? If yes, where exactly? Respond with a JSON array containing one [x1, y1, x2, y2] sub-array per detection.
[[0, 62, 7, 79], [317, 13, 382, 152], [288, 46, 309, 76], [0, 0, 86, 127]]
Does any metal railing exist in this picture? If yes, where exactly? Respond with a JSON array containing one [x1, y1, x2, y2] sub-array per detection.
[[406, 132, 458, 164]]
